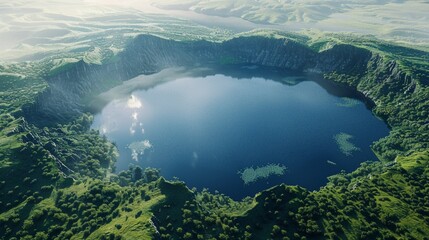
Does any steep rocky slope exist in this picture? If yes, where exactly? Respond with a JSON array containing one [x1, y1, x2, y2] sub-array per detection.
[[23, 35, 373, 124]]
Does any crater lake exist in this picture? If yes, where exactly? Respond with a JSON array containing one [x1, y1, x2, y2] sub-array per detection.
[[91, 66, 389, 199]]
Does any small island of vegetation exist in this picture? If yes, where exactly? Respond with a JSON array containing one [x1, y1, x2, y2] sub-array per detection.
[[336, 97, 361, 107], [238, 163, 287, 184], [334, 132, 361, 156]]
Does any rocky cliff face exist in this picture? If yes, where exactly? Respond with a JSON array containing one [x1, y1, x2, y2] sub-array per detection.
[[22, 34, 417, 126], [363, 54, 417, 96], [317, 44, 372, 74]]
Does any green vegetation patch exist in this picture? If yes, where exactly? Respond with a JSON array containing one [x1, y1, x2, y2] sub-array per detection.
[[238, 164, 287, 184], [336, 97, 360, 107], [334, 132, 361, 156], [396, 151, 429, 175]]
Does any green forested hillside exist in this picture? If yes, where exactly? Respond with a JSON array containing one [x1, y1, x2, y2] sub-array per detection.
[[0, 32, 428, 239]]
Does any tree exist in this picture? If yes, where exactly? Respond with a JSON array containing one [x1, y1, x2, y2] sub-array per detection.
[[144, 168, 160, 182], [133, 167, 143, 182]]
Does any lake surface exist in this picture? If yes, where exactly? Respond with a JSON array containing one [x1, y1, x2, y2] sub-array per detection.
[[91, 67, 389, 199]]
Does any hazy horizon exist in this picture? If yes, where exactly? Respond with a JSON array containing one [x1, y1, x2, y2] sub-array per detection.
[[1, 0, 428, 61]]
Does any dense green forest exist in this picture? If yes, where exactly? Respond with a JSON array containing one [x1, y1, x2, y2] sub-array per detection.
[[0, 32, 428, 239]]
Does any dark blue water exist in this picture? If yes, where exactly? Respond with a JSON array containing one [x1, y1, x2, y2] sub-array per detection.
[[91, 67, 389, 199]]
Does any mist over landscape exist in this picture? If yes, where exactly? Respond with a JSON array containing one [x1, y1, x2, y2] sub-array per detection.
[[1, 0, 428, 61]]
